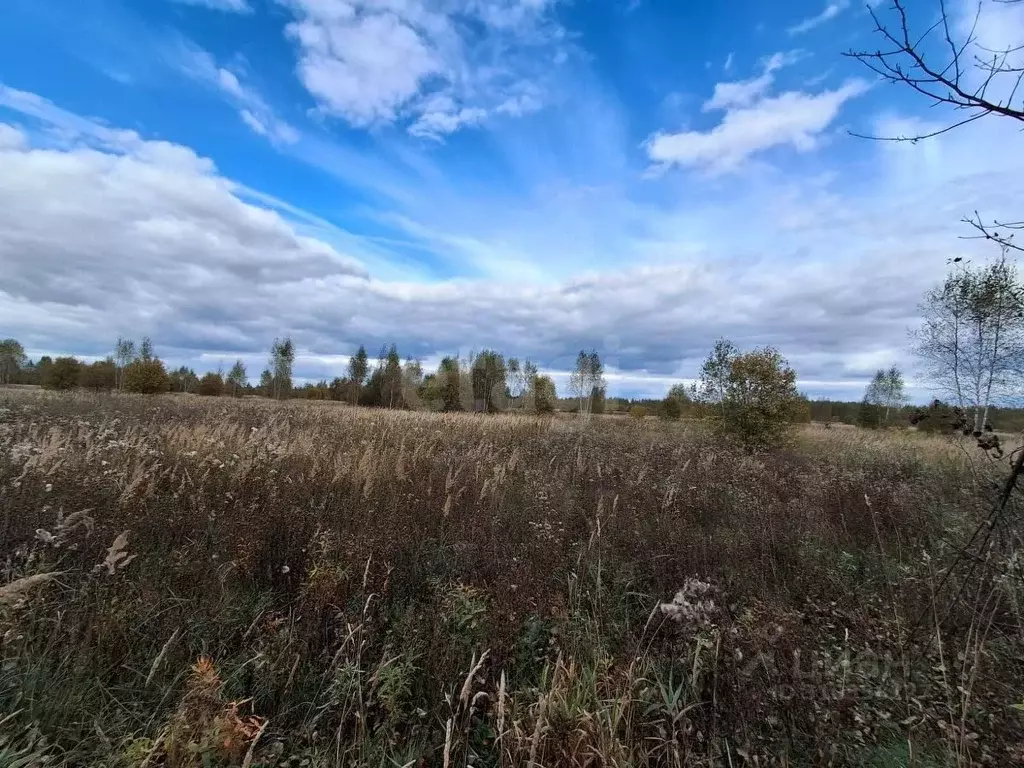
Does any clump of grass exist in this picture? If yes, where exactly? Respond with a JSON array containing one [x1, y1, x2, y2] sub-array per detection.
[[163, 656, 266, 767]]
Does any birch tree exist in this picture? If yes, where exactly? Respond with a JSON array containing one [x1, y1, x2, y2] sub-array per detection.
[[912, 251, 1024, 430], [864, 366, 907, 426], [507, 357, 523, 407], [347, 345, 369, 405], [570, 350, 605, 418], [226, 360, 247, 397], [402, 357, 423, 409], [269, 337, 295, 400], [521, 359, 539, 411], [471, 350, 507, 413], [138, 337, 154, 362], [114, 337, 136, 391]]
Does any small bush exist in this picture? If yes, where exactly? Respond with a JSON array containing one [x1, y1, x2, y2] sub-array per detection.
[[857, 398, 882, 429], [124, 358, 170, 394], [303, 383, 330, 400], [661, 383, 691, 421], [533, 375, 557, 414], [79, 360, 116, 391], [196, 372, 224, 397], [661, 397, 681, 420], [629, 405, 647, 420], [40, 356, 81, 390], [698, 341, 803, 452], [910, 399, 969, 434]]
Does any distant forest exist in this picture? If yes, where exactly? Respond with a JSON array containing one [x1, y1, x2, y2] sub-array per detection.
[[6, 336, 1024, 433]]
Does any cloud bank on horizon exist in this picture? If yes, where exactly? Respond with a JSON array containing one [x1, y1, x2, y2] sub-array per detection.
[[1, 0, 1023, 400]]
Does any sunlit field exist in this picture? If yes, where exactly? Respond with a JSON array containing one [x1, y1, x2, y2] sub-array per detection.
[[2, 389, 1022, 767]]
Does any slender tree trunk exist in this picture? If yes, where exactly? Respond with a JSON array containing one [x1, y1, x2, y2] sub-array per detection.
[[952, 309, 965, 411], [972, 314, 986, 432], [981, 254, 1007, 433]]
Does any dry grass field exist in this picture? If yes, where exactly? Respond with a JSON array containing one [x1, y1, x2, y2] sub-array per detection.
[[1, 389, 1023, 767]]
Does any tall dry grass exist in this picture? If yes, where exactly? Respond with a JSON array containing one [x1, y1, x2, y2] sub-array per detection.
[[0, 389, 1022, 766]]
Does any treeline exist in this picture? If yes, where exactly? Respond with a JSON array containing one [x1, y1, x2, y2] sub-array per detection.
[[808, 398, 1024, 433], [0, 354, 118, 392], [3, 333, 870, 450], [0, 337, 247, 397], [269, 343, 565, 414], [0, 336, 572, 414]]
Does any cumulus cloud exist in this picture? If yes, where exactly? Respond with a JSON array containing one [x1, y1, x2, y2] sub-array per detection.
[[0, 123, 26, 149], [283, 0, 566, 135], [0, 89, 366, 358]]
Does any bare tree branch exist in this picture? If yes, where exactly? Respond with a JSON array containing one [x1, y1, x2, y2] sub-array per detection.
[[845, 0, 1024, 143], [962, 210, 1024, 252], [849, 2, 1024, 253], [848, 111, 989, 142]]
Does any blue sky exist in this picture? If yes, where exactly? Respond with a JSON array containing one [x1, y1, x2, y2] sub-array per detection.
[[1, 0, 1023, 399]]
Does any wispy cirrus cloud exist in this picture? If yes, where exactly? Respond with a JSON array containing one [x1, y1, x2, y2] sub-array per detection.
[[176, 45, 299, 144], [701, 50, 802, 111], [787, 0, 850, 35], [169, 0, 251, 13]]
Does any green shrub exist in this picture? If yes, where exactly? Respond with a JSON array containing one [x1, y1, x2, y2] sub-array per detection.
[[532, 375, 557, 414], [698, 341, 803, 451], [124, 358, 169, 394], [41, 356, 81, 390], [629, 405, 647, 420], [661, 397, 681, 421]]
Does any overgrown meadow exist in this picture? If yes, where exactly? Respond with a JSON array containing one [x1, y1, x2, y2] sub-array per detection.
[[1, 390, 1022, 767]]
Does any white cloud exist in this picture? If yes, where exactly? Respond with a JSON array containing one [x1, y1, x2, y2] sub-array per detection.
[[291, 11, 443, 125], [410, 105, 488, 140], [239, 109, 269, 136], [0, 88, 366, 354], [216, 68, 245, 99], [723, 52, 734, 72], [283, 0, 565, 135], [787, 0, 850, 35], [954, 0, 1024, 111], [407, 92, 492, 139], [0, 123, 26, 150], [761, 50, 804, 72], [649, 81, 867, 174], [177, 47, 299, 145], [170, 0, 251, 12], [702, 51, 802, 112], [702, 72, 775, 111]]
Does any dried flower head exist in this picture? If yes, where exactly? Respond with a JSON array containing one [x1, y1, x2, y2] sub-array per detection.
[[659, 578, 720, 629]]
